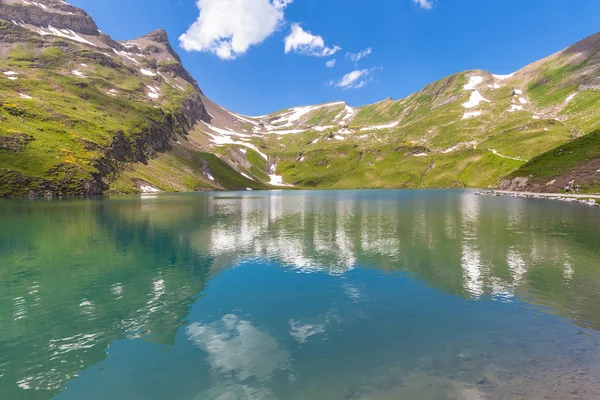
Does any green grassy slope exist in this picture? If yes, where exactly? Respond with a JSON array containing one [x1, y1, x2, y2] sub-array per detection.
[[505, 129, 600, 193], [0, 17, 261, 196]]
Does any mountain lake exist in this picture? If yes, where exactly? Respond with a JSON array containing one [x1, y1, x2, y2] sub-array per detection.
[[1, 189, 599, 400]]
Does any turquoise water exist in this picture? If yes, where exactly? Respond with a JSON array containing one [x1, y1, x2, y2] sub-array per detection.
[[1, 190, 599, 399]]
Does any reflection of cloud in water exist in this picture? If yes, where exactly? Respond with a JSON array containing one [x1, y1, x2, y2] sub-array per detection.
[[507, 249, 527, 282], [289, 319, 326, 344], [460, 194, 484, 298], [343, 283, 362, 303], [564, 260, 574, 281], [202, 192, 584, 304], [187, 314, 290, 399]]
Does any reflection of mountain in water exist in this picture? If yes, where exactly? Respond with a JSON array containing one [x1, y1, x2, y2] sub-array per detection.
[[0, 199, 214, 398], [0, 190, 599, 398], [199, 191, 600, 328]]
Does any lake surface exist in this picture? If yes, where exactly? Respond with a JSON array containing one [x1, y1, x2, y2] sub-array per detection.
[[1, 189, 600, 400]]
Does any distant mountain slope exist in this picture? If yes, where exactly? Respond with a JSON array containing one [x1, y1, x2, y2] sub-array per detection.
[[193, 32, 600, 191], [1, 0, 599, 195]]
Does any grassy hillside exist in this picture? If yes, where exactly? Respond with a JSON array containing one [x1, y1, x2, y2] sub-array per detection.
[[506, 129, 600, 193], [0, 17, 263, 196]]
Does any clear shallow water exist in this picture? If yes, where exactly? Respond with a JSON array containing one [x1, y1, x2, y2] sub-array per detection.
[[1, 189, 600, 400]]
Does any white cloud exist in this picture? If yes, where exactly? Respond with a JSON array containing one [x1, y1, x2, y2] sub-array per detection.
[[284, 23, 341, 57], [325, 59, 336, 68], [413, 0, 433, 10], [334, 68, 376, 89], [179, 0, 292, 59], [345, 48, 372, 62]]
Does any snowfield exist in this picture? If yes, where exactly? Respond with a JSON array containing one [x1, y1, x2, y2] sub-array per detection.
[[463, 91, 490, 109], [463, 76, 483, 90]]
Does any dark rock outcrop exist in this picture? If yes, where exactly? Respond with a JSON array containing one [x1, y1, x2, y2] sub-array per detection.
[[93, 93, 208, 184]]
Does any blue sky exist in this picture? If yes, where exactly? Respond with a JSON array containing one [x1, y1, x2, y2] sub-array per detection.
[[70, 0, 600, 115]]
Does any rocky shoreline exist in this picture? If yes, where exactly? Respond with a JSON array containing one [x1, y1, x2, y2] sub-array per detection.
[[475, 190, 600, 208]]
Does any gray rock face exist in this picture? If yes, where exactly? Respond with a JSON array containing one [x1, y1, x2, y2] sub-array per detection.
[[0, 0, 99, 35], [499, 177, 530, 191]]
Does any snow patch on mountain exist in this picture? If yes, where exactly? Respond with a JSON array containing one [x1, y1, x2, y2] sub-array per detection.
[[565, 93, 577, 103], [508, 104, 523, 112], [224, 109, 261, 126], [359, 121, 400, 131], [140, 69, 157, 77], [489, 149, 523, 161], [112, 49, 140, 65], [147, 85, 161, 99], [312, 126, 335, 132], [3, 71, 18, 80], [202, 122, 268, 160], [463, 91, 490, 109], [270, 102, 345, 128], [443, 146, 458, 154], [463, 76, 483, 90], [269, 129, 306, 135], [140, 185, 160, 193], [493, 73, 514, 80], [335, 104, 355, 126], [463, 111, 482, 119], [269, 174, 287, 186], [42, 26, 96, 46]]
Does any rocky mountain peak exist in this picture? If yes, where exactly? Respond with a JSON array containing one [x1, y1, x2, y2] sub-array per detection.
[[141, 29, 170, 45]]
